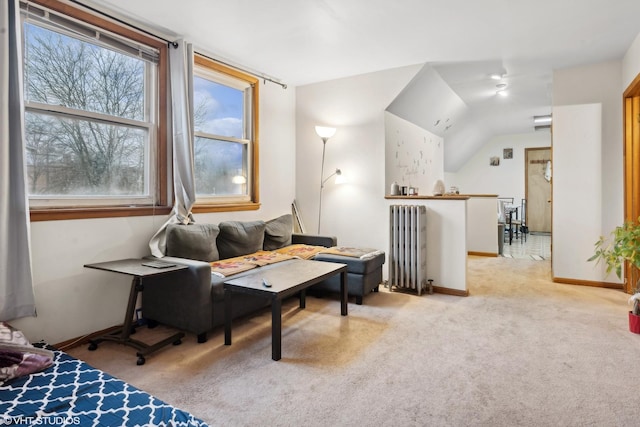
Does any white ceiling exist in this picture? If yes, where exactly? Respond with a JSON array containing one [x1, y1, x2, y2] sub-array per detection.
[[87, 0, 640, 170]]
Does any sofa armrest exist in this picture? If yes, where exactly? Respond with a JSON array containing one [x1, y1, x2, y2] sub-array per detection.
[[141, 256, 213, 336], [292, 233, 337, 248]]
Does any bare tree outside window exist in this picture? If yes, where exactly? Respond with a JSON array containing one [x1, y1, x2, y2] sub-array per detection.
[[192, 65, 253, 203], [23, 23, 150, 197]]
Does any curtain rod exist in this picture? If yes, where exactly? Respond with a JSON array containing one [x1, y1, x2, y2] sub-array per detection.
[[190, 49, 288, 90], [68, 0, 287, 89]]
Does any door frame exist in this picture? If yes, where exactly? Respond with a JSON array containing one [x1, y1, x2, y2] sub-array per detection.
[[623, 74, 640, 293]]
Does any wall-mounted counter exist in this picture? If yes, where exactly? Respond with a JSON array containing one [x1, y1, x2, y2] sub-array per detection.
[[385, 195, 468, 296], [385, 195, 470, 201]]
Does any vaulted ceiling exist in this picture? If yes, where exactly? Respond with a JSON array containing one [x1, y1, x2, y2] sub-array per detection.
[[88, 0, 640, 171]]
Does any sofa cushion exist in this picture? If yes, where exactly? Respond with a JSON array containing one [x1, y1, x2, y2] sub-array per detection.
[[166, 223, 220, 262], [264, 214, 293, 250], [313, 252, 386, 274], [217, 220, 266, 259]]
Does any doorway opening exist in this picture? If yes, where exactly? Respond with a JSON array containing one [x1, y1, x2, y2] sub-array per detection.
[[502, 147, 552, 261]]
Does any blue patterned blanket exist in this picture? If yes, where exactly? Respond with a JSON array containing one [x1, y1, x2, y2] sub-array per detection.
[[0, 345, 207, 427]]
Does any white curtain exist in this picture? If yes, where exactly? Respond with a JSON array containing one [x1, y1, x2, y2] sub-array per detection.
[[149, 40, 197, 257], [0, 0, 36, 321]]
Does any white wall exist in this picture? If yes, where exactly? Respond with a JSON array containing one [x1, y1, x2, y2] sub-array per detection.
[[296, 65, 470, 292], [623, 32, 640, 89], [384, 111, 444, 196], [467, 196, 499, 255], [553, 61, 623, 238], [386, 199, 468, 293], [552, 104, 604, 281], [552, 60, 624, 284], [295, 64, 422, 242], [12, 82, 297, 344], [446, 132, 551, 202]]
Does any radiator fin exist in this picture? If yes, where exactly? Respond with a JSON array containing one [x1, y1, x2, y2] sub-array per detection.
[[389, 205, 430, 295]]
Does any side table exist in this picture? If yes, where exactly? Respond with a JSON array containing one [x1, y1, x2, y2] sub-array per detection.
[[84, 258, 187, 365]]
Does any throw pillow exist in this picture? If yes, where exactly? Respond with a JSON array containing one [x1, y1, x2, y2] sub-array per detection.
[[263, 214, 293, 250], [217, 220, 266, 259], [0, 322, 54, 386], [166, 223, 220, 262]]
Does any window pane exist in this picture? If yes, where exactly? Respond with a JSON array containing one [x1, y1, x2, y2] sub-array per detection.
[[23, 22, 146, 121], [194, 137, 246, 196], [25, 112, 147, 196], [193, 75, 244, 139]]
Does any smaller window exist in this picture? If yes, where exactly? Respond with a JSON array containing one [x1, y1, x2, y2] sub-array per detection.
[[192, 56, 259, 211]]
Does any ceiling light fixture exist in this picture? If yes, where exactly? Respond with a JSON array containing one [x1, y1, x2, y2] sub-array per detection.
[[497, 89, 508, 97], [490, 73, 504, 80], [534, 115, 552, 131], [496, 83, 507, 89]]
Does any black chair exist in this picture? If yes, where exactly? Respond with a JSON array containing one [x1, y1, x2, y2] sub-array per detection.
[[504, 206, 518, 244], [498, 198, 517, 245], [508, 199, 529, 244]]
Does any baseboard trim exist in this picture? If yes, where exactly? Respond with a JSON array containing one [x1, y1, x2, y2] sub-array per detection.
[[54, 325, 121, 352], [468, 251, 498, 257], [433, 286, 469, 297], [388, 284, 469, 297], [553, 277, 624, 290]]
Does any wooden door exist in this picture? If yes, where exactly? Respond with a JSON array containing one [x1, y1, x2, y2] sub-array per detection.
[[525, 147, 552, 233], [624, 87, 640, 293]]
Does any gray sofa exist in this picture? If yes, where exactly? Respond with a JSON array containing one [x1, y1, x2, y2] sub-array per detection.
[[142, 215, 336, 343], [142, 214, 384, 343]]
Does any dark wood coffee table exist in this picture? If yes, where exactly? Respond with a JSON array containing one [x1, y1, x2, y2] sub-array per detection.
[[223, 259, 348, 360]]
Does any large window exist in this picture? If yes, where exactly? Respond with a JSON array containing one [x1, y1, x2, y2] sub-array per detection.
[[21, 0, 169, 220], [18, 1, 261, 219], [192, 55, 259, 211]]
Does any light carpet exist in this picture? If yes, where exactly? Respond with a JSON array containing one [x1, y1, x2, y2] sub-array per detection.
[[69, 256, 640, 426]]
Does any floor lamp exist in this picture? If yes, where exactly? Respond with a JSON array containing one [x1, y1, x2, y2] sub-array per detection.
[[316, 125, 339, 234]]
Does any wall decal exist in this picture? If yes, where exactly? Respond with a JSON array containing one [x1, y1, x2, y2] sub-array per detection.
[[385, 111, 444, 195]]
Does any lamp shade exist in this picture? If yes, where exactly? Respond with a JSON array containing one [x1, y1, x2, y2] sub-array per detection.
[[315, 126, 336, 140], [335, 172, 347, 185]]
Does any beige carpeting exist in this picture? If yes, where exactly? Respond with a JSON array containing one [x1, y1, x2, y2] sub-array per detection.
[[69, 256, 640, 426]]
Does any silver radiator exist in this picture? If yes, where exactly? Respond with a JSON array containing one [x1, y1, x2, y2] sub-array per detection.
[[389, 205, 431, 295]]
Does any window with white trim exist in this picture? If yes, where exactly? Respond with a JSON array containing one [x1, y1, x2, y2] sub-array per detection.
[[21, 1, 166, 214], [192, 55, 259, 210]]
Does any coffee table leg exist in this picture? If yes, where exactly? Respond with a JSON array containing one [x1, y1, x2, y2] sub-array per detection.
[[272, 298, 282, 361], [340, 270, 348, 316], [299, 289, 306, 309], [224, 289, 232, 345]]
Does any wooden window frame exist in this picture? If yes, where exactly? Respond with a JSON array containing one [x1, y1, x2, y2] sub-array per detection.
[[191, 55, 260, 213], [26, 0, 171, 221]]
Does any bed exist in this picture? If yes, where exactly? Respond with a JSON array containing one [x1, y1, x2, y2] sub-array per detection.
[[0, 341, 208, 427]]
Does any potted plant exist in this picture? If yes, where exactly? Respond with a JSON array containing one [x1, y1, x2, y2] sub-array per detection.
[[589, 218, 640, 333]]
